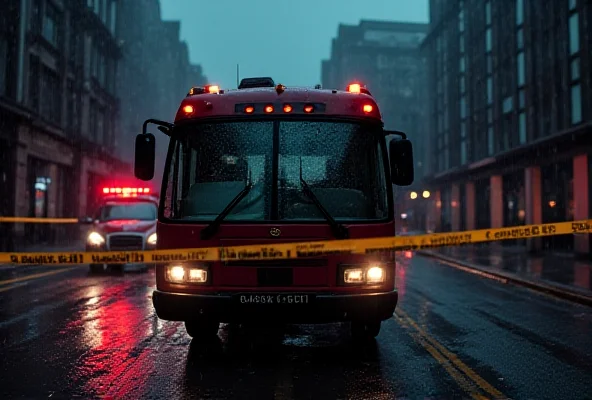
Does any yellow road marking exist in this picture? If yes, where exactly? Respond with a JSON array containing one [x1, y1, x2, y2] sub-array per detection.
[[0, 267, 75, 286], [0, 283, 27, 293], [395, 309, 506, 399]]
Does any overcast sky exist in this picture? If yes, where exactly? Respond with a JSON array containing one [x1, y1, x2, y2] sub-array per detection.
[[160, 0, 429, 88]]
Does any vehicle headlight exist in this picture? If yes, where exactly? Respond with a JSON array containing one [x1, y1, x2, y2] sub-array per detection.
[[147, 233, 157, 245], [87, 231, 105, 246], [165, 264, 209, 284], [342, 264, 386, 284]]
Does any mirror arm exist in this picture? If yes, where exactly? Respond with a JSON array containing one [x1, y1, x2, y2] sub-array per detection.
[[384, 130, 407, 140], [143, 119, 174, 136]]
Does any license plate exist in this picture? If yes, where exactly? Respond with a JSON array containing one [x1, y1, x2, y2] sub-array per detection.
[[237, 293, 314, 305]]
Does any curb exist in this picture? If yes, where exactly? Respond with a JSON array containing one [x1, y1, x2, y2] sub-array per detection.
[[417, 250, 592, 307]]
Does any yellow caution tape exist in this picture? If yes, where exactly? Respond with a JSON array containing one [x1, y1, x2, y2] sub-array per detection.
[[0, 217, 79, 224], [0, 219, 590, 265]]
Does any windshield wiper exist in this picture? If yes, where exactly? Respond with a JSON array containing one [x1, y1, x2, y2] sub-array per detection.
[[299, 158, 349, 239], [200, 172, 253, 240]]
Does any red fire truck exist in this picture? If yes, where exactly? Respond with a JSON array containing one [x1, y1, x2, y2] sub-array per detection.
[[80, 186, 158, 273], [134, 77, 414, 340]]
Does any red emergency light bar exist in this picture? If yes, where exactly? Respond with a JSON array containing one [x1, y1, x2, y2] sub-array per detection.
[[347, 82, 372, 96], [102, 187, 151, 195]]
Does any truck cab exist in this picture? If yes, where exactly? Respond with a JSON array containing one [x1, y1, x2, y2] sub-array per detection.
[[80, 186, 158, 273], [135, 77, 414, 340]]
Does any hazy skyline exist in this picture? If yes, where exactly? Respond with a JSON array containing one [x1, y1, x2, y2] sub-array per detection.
[[160, 0, 429, 89]]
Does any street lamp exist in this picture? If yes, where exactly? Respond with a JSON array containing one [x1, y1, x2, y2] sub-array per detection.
[[422, 190, 430, 199], [410, 191, 418, 200]]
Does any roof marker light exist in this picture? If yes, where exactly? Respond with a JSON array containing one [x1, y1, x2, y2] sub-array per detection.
[[363, 104, 373, 113], [206, 85, 220, 94], [283, 104, 293, 113], [347, 83, 361, 93], [244, 105, 254, 113], [264, 105, 274, 113], [183, 105, 194, 114], [304, 104, 314, 113]]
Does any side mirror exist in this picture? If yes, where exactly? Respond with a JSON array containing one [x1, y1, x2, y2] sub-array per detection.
[[135, 133, 155, 181], [79, 216, 93, 224], [389, 139, 414, 186]]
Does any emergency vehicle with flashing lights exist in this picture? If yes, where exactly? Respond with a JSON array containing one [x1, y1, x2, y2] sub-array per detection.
[[79, 186, 159, 273], [134, 77, 414, 341]]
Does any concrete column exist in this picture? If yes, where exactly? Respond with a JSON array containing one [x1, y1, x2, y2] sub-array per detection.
[[465, 182, 476, 230], [490, 175, 503, 228], [525, 166, 542, 252], [47, 164, 58, 218], [451, 184, 460, 231], [573, 154, 590, 255], [428, 190, 442, 233]]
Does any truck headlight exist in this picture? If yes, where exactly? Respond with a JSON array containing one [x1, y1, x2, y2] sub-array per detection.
[[87, 232, 105, 246], [342, 264, 386, 284], [147, 233, 157, 245], [165, 264, 209, 284]]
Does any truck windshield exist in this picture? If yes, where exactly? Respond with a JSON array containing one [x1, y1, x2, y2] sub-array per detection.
[[97, 202, 157, 221], [163, 120, 389, 222]]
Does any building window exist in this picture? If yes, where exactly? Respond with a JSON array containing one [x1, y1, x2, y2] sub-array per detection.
[[487, 127, 494, 155], [519, 112, 526, 143], [518, 89, 525, 108], [487, 107, 493, 124], [485, 1, 491, 25], [487, 77, 493, 104], [460, 34, 464, 53], [503, 96, 513, 113], [460, 96, 466, 119], [459, 9, 465, 32], [516, 0, 524, 25], [517, 28, 523, 49], [570, 84, 582, 124], [460, 76, 465, 93], [109, 1, 117, 34], [460, 56, 465, 72], [487, 54, 492, 74], [460, 122, 466, 138], [569, 14, 579, 55], [486, 28, 492, 52], [460, 141, 467, 164], [42, 4, 60, 48], [569, 0, 577, 10], [570, 58, 579, 81], [517, 51, 525, 86]]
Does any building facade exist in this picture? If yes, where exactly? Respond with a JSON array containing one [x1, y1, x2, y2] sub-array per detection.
[[0, 0, 129, 249], [419, 0, 591, 256], [117, 0, 207, 185]]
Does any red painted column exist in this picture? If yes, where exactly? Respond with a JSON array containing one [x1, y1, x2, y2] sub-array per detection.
[[525, 166, 542, 252], [451, 184, 460, 231], [573, 154, 590, 256], [490, 175, 503, 229], [465, 182, 476, 230]]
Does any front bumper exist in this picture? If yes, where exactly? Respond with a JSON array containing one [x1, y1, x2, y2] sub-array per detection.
[[152, 290, 398, 324]]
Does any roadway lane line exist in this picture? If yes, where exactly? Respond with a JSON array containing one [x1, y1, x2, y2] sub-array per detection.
[[0, 283, 28, 293], [395, 308, 506, 400], [0, 267, 76, 286]]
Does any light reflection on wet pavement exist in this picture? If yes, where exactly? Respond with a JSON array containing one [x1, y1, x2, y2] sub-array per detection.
[[0, 254, 591, 399]]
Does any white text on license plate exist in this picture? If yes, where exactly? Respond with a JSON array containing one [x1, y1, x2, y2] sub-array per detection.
[[239, 294, 310, 304]]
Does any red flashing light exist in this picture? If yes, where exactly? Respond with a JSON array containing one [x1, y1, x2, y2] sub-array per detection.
[[264, 105, 274, 113], [303, 104, 314, 113], [102, 187, 151, 197], [244, 105, 254, 113], [183, 105, 194, 114], [347, 83, 362, 93], [363, 104, 373, 113], [283, 104, 293, 113]]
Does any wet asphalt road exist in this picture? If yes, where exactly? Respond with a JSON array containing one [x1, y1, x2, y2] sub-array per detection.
[[1, 254, 591, 400]]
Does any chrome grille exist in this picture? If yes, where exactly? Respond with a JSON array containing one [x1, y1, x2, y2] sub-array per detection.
[[108, 235, 143, 251]]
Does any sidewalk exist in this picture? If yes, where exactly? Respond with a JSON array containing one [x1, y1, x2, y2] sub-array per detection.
[[418, 244, 592, 306]]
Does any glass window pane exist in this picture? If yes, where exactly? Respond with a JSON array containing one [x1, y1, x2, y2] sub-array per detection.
[[519, 112, 526, 144], [486, 28, 492, 51], [517, 51, 525, 86], [485, 1, 491, 25], [516, 0, 523, 25], [487, 127, 494, 155], [487, 77, 493, 104], [569, 14, 580, 55], [571, 84, 582, 124], [570, 58, 580, 81]]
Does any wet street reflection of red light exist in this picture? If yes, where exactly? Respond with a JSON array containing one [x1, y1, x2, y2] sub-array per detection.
[[64, 282, 157, 398]]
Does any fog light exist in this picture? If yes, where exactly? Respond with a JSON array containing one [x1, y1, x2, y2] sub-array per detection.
[[344, 268, 365, 283], [367, 266, 385, 283], [166, 265, 185, 283], [188, 268, 207, 283]]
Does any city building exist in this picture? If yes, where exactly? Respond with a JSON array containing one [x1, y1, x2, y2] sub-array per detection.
[[117, 0, 207, 184], [321, 20, 430, 231], [419, 0, 591, 256], [0, 0, 129, 248]]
